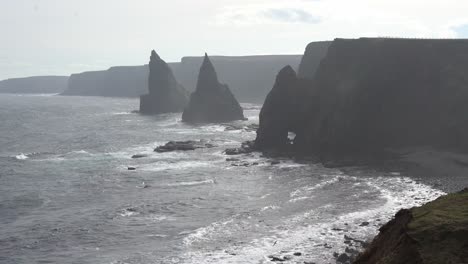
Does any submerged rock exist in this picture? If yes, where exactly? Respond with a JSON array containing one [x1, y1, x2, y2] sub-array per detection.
[[224, 141, 256, 155], [182, 53, 245, 123], [354, 188, 468, 264], [154, 140, 216, 153], [139, 50, 189, 114]]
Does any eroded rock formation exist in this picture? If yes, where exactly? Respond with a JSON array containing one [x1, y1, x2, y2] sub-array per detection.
[[139, 50, 189, 114], [255, 66, 310, 151], [182, 53, 245, 123]]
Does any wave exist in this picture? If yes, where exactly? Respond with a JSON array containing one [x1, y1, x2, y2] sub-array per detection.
[[166, 179, 215, 187], [139, 160, 216, 172], [13, 152, 45, 160], [180, 175, 445, 264]]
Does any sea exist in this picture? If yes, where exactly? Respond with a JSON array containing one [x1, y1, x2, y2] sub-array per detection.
[[0, 94, 445, 264]]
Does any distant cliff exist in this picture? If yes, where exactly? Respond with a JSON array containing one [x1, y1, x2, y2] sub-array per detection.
[[62, 65, 148, 97], [60, 51, 333, 102], [0, 76, 68, 94], [256, 38, 468, 159]]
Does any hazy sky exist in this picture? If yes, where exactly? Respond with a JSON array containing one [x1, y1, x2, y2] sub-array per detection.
[[1, 0, 468, 79]]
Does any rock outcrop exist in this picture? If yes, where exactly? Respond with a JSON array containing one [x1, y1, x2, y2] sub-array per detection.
[[354, 188, 468, 264], [182, 53, 245, 123], [256, 38, 468, 159], [255, 66, 310, 151], [139, 50, 189, 114], [154, 140, 216, 153]]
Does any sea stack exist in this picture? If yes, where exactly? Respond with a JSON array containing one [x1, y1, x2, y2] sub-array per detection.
[[139, 50, 189, 114], [182, 53, 245, 123], [255, 66, 310, 151]]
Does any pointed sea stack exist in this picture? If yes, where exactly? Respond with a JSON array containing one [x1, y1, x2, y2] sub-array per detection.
[[182, 53, 245, 123], [255, 66, 311, 151], [139, 50, 189, 114]]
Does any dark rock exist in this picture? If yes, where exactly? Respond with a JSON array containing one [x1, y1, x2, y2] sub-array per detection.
[[154, 140, 216, 153], [226, 158, 240, 162], [182, 53, 245, 123], [293, 252, 302, 256], [127, 166, 136, 170], [269, 255, 286, 262], [139, 50, 189, 114], [336, 253, 351, 263], [270, 160, 281, 165], [131, 154, 148, 159], [359, 221, 370, 226]]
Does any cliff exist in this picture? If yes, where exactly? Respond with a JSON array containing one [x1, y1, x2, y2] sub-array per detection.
[[354, 188, 468, 264], [256, 38, 468, 159], [182, 54, 245, 123], [139, 51, 188, 114], [0, 76, 68, 94]]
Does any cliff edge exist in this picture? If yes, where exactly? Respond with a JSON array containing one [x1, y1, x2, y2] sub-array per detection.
[[354, 188, 468, 264]]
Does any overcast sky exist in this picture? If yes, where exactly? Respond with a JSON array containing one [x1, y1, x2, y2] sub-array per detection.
[[1, 0, 468, 79]]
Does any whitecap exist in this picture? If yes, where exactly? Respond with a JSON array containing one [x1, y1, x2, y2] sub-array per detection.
[[15, 153, 29, 160], [166, 179, 215, 187]]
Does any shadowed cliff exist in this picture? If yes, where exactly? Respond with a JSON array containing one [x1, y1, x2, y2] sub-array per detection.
[[139, 50, 188, 114], [182, 54, 245, 123], [256, 38, 468, 159]]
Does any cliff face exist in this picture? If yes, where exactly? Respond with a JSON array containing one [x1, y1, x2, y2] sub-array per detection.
[[182, 54, 245, 123], [0, 76, 68, 94], [354, 188, 468, 264], [304, 38, 468, 158], [297, 41, 331, 79], [139, 51, 188, 114], [257, 38, 468, 158]]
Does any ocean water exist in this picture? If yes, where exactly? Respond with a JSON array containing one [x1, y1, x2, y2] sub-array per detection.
[[0, 94, 445, 264]]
